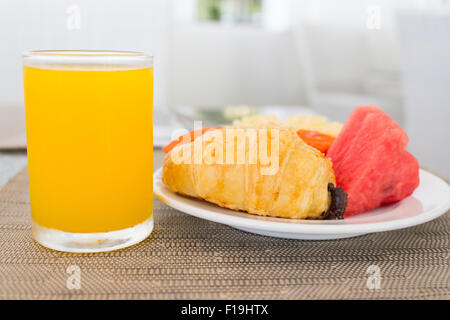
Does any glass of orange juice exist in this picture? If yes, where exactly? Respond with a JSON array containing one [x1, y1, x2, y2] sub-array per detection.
[[22, 50, 154, 252]]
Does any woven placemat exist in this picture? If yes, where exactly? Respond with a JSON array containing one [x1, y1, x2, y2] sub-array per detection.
[[0, 166, 449, 300]]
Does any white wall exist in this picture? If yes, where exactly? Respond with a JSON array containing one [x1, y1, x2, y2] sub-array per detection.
[[397, 10, 450, 179], [0, 0, 170, 109], [0, 0, 447, 116], [0, 0, 309, 115]]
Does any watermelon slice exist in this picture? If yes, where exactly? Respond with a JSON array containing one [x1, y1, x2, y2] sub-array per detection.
[[327, 105, 419, 216]]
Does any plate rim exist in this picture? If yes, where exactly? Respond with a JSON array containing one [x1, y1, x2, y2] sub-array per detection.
[[153, 167, 450, 235]]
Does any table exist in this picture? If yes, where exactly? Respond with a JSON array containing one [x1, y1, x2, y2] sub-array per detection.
[[0, 149, 448, 299]]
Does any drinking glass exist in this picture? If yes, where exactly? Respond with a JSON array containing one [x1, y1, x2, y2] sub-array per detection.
[[23, 50, 154, 252]]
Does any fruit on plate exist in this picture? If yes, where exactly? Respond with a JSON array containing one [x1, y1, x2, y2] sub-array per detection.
[[234, 114, 343, 137], [233, 114, 340, 154], [327, 105, 420, 216], [163, 127, 221, 154], [296, 130, 335, 155], [163, 126, 336, 156], [283, 114, 343, 137]]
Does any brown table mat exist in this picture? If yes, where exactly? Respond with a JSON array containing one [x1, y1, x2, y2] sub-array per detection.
[[0, 158, 449, 299]]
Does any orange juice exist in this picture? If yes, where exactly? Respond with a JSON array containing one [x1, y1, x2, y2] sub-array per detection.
[[23, 65, 153, 234]]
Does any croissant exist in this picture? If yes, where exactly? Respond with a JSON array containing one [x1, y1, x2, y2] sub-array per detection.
[[162, 126, 347, 219]]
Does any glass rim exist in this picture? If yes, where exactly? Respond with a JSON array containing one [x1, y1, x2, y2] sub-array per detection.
[[22, 50, 153, 68]]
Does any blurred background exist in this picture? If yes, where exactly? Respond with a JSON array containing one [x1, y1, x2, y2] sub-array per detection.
[[0, 0, 449, 179]]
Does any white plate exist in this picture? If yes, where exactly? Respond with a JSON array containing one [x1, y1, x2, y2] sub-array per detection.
[[153, 168, 450, 240]]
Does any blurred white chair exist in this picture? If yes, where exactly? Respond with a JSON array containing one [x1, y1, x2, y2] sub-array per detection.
[[291, 23, 403, 123]]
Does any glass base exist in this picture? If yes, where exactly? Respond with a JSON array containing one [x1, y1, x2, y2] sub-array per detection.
[[32, 216, 153, 253]]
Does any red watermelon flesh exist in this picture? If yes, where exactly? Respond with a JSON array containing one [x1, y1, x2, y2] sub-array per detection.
[[327, 105, 419, 216]]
